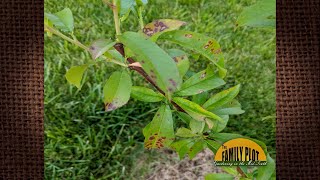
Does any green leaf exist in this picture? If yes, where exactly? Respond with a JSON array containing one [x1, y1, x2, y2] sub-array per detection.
[[173, 97, 223, 128], [161, 30, 226, 78], [188, 140, 206, 159], [192, 91, 209, 105], [131, 86, 164, 102], [143, 105, 175, 149], [205, 139, 221, 153], [143, 19, 186, 41], [119, 0, 135, 18], [205, 173, 234, 180], [176, 128, 196, 138], [118, 32, 181, 96], [103, 71, 132, 111], [171, 139, 195, 159], [167, 49, 190, 78], [237, 0, 276, 28], [203, 84, 241, 110], [176, 70, 225, 96], [65, 64, 88, 89], [89, 39, 116, 60], [104, 49, 126, 63], [136, 0, 148, 6], [257, 154, 275, 180], [211, 100, 245, 115], [45, 8, 74, 32], [210, 115, 229, 133], [221, 167, 239, 176], [177, 112, 193, 124], [189, 119, 205, 134]]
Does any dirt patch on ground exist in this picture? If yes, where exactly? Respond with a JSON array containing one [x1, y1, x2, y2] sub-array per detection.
[[145, 149, 222, 180]]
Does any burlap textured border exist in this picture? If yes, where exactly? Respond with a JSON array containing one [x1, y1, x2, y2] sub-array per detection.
[[276, 1, 320, 178], [0, 0, 319, 179]]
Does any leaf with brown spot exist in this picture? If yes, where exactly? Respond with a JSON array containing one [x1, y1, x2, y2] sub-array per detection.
[[161, 30, 227, 78], [89, 39, 116, 60], [103, 71, 132, 112], [143, 105, 175, 149], [167, 49, 190, 78], [118, 32, 182, 96], [142, 19, 186, 41]]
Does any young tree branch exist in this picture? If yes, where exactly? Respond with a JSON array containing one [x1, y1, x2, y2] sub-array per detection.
[[113, 43, 185, 112]]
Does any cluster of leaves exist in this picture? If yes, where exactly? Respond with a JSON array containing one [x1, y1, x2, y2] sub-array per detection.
[[44, 0, 275, 179]]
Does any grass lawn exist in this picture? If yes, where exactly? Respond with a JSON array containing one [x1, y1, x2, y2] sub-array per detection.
[[44, 0, 276, 179]]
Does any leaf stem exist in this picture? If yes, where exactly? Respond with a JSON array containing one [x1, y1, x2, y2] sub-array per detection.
[[112, 0, 121, 36], [44, 25, 127, 67], [138, 6, 144, 30], [45, 25, 88, 51]]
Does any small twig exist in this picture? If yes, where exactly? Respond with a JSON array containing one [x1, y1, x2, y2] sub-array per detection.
[[113, 43, 185, 112], [237, 166, 247, 178]]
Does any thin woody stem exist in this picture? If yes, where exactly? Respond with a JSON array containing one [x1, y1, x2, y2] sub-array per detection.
[[113, 43, 185, 112]]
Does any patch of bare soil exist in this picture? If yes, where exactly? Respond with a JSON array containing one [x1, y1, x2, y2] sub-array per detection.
[[145, 149, 222, 180]]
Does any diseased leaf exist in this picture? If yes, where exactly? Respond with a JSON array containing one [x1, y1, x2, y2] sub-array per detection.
[[176, 69, 225, 96], [171, 139, 195, 159], [167, 49, 190, 78], [203, 84, 241, 110], [189, 119, 205, 134], [65, 64, 88, 89], [131, 86, 164, 102], [143, 105, 175, 149], [205, 173, 234, 180], [143, 19, 186, 41], [204, 173, 235, 180], [257, 154, 275, 180], [89, 39, 116, 60], [118, 32, 181, 96], [161, 30, 227, 78], [211, 100, 245, 115], [176, 128, 196, 138], [103, 71, 132, 111], [188, 140, 206, 159], [237, 0, 276, 28], [45, 8, 74, 32], [173, 97, 223, 128]]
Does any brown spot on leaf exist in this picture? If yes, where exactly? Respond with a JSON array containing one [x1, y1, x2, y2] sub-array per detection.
[[149, 136, 155, 140], [169, 78, 177, 87], [200, 72, 206, 79], [185, 34, 193, 38]]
